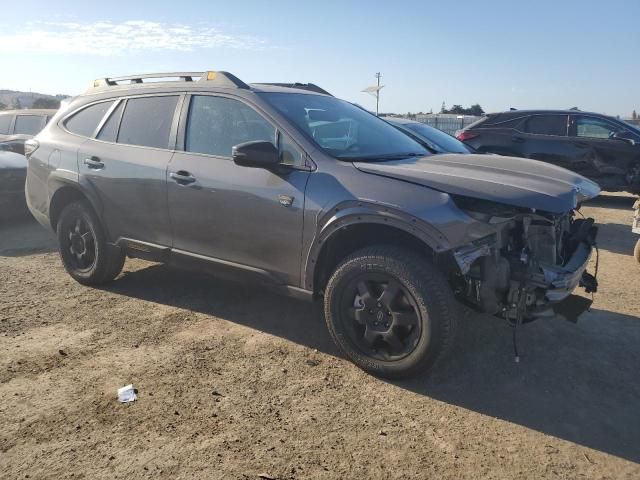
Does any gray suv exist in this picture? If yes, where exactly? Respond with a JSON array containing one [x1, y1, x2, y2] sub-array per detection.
[[25, 71, 600, 378]]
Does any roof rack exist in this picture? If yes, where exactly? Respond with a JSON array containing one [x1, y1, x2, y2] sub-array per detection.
[[89, 71, 250, 91], [253, 83, 332, 96]]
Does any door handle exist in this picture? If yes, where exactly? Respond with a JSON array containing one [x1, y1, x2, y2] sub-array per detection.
[[170, 171, 196, 185], [84, 157, 104, 169]]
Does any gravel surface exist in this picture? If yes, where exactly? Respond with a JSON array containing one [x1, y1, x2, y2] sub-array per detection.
[[1, 193, 639, 479]]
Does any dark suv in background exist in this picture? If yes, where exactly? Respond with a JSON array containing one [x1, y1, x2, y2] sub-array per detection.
[[0, 109, 57, 154], [0, 109, 56, 219], [458, 110, 640, 193], [25, 71, 600, 378]]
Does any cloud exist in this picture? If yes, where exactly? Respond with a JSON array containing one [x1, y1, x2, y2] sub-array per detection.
[[0, 20, 268, 56]]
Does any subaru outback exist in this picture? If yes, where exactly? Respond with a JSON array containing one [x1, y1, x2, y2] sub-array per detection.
[[25, 71, 600, 378]]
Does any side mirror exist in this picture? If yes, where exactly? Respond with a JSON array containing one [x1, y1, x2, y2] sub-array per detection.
[[612, 131, 637, 146], [232, 141, 280, 169]]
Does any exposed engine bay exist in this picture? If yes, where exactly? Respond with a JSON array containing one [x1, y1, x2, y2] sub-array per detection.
[[451, 197, 598, 323]]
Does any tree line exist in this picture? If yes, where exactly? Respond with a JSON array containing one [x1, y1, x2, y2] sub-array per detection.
[[0, 97, 62, 110], [403, 103, 485, 119]]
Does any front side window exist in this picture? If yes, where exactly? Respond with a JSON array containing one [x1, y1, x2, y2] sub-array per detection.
[[65, 101, 114, 137], [525, 115, 568, 136], [575, 116, 621, 139], [185, 95, 276, 157], [117, 96, 179, 149], [0, 115, 12, 134], [14, 115, 44, 135], [258, 92, 427, 161]]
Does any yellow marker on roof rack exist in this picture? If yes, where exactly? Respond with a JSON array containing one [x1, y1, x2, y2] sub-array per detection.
[[93, 79, 101, 87], [206, 71, 217, 81]]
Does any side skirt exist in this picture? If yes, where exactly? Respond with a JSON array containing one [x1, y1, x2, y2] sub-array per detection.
[[115, 238, 315, 302]]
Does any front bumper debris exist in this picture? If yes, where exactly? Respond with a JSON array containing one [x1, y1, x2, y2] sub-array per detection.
[[538, 242, 594, 302]]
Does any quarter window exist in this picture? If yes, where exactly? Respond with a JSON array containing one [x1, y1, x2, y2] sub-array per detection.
[[575, 116, 621, 139], [278, 132, 305, 167], [0, 115, 12, 134], [117, 96, 179, 149], [97, 101, 124, 142], [65, 101, 114, 137], [14, 115, 44, 135], [186, 95, 276, 157], [525, 115, 568, 136]]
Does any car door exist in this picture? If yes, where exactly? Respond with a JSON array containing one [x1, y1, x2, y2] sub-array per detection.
[[76, 95, 180, 247], [167, 93, 311, 286], [568, 115, 640, 184], [512, 114, 582, 171]]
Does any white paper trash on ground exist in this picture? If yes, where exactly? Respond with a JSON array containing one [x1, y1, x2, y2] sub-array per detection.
[[117, 384, 137, 403]]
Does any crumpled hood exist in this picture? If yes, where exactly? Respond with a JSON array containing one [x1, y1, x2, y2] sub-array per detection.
[[354, 154, 600, 213]]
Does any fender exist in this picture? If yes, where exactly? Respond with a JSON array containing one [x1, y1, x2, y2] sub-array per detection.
[[303, 200, 452, 291], [47, 170, 105, 229]]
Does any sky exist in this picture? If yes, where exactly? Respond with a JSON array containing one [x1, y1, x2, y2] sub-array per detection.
[[0, 0, 638, 117]]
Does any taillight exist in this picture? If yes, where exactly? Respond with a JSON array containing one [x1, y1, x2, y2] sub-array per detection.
[[456, 131, 479, 142], [24, 139, 39, 158]]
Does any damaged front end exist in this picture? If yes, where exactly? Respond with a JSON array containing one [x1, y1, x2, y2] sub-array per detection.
[[450, 196, 598, 323]]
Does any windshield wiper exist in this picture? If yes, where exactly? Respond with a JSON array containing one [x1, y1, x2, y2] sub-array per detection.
[[337, 152, 426, 161]]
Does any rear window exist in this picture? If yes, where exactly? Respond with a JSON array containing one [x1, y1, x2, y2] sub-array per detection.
[[14, 115, 43, 135], [65, 101, 114, 137], [117, 96, 178, 149], [525, 115, 568, 136], [0, 115, 12, 134], [474, 114, 524, 129]]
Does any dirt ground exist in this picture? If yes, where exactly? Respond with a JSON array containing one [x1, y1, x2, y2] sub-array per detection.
[[1, 193, 639, 479]]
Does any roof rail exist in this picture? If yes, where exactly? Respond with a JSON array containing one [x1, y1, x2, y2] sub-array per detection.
[[253, 82, 332, 96], [89, 71, 250, 91]]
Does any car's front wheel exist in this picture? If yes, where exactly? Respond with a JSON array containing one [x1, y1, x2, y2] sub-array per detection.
[[323, 246, 457, 378], [56, 200, 125, 285]]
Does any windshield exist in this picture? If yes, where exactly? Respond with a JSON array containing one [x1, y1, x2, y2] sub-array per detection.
[[405, 123, 472, 153], [258, 92, 428, 161]]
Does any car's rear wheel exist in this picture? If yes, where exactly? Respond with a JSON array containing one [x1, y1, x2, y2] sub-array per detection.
[[324, 246, 457, 378], [57, 201, 125, 285]]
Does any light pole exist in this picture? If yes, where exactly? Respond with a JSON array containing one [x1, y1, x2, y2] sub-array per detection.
[[375, 72, 381, 116], [361, 73, 384, 116]]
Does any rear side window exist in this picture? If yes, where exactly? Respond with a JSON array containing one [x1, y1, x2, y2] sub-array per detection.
[[97, 101, 124, 142], [14, 115, 43, 135], [117, 96, 178, 149], [185, 95, 275, 157], [525, 115, 568, 136], [0, 115, 12, 134], [65, 101, 114, 137]]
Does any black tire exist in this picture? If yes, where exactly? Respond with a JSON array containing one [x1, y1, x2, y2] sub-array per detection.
[[56, 200, 125, 285], [324, 246, 457, 379], [635, 238, 640, 264]]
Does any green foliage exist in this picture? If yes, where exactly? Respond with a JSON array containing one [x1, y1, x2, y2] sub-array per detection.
[[0, 101, 7, 111], [32, 97, 61, 109], [440, 103, 485, 116], [10, 98, 22, 110]]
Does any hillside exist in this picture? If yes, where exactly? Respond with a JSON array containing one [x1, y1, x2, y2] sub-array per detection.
[[0, 90, 70, 110]]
